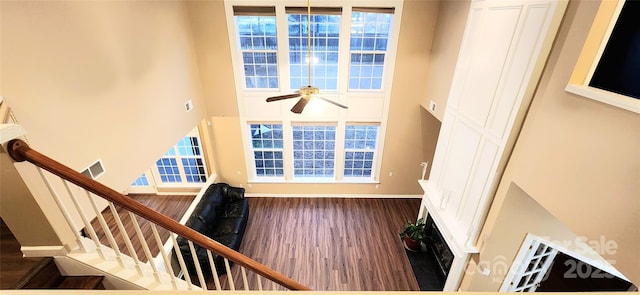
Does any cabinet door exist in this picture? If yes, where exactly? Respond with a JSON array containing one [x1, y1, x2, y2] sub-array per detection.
[[428, 0, 568, 248]]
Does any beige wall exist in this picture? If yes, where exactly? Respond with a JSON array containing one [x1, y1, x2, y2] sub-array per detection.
[[419, 0, 470, 122], [185, 1, 239, 117], [475, 0, 640, 286], [189, 0, 440, 195], [1, 1, 206, 191], [463, 183, 583, 290], [1, 1, 207, 246], [419, 106, 441, 179]]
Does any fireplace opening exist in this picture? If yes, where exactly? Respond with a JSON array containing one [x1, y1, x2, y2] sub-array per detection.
[[404, 213, 456, 290], [424, 214, 454, 279]]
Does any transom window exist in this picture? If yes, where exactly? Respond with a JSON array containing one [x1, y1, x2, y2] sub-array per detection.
[[235, 7, 278, 89], [287, 8, 341, 90], [349, 9, 393, 90], [232, 5, 394, 92]]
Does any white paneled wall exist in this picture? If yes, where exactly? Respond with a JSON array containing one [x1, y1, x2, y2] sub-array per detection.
[[418, 0, 568, 290]]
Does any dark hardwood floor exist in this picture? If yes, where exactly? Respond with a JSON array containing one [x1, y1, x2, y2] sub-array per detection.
[[90, 194, 195, 263], [4, 195, 422, 291], [221, 197, 422, 291]]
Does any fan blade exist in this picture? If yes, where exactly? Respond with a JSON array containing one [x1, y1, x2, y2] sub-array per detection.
[[290, 97, 310, 114], [266, 93, 301, 102], [315, 96, 348, 109]]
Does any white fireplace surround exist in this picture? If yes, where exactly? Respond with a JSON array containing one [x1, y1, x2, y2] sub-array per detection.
[[414, 0, 568, 291], [418, 179, 478, 291]]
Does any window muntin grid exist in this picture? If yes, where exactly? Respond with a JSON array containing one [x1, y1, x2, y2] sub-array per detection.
[[292, 125, 336, 177], [250, 124, 284, 177], [156, 135, 207, 184], [344, 125, 378, 177], [131, 173, 149, 186], [349, 11, 392, 90], [182, 158, 207, 183], [156, 158, 181, 183], [175, 137, 202, 157], [288, 14, 340, 91], [236, 15, 279, 89]]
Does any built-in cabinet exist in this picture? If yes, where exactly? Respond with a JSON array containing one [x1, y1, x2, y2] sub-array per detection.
[[418, 0, 568, 290]]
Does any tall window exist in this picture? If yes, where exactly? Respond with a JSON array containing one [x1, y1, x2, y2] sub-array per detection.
[[228, 3, 401, 183], [287, 8, 341, 90], [292, 124, 336, 177], [155, 128, 208, 184], [128, 127, 210, 194], [249, 123, 284, 177], [157, 136, 207, 183], [349, 9, 394, 90], [235, 7, 279, 89], [344, 125, 378, 177]]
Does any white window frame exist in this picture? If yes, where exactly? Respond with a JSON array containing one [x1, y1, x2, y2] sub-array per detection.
[[127, 169, 157, 194], [151, 127, 209, 188], [225, 0, 404, 184], [565, 0, 640, 114], [342, 122, 380, 181], [291, 122, 339, 180], [348, 8, 395, 91], [247, 122, 286, 181], [501, 234, 559, 292], [234, 8, 280, 91], [127, 127, 209, 194], [246, 120, 382, 183]]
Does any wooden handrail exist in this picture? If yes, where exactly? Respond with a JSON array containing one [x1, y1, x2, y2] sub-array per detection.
[[7, 139, 310, 291]]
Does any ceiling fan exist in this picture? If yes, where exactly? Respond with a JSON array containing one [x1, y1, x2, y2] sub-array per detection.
[[265, 0, 348, 114]]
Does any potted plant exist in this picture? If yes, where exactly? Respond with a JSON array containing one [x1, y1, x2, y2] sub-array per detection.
[[399, 218, 426, 252]]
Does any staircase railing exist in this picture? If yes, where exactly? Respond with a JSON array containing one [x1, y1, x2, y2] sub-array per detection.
[[7, 139, 310, 291]]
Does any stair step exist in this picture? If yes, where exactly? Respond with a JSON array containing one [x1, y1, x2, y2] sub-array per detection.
[[57, 276, 105, 290], [19, 258, 105, 290], [21, 258, 61, 289]]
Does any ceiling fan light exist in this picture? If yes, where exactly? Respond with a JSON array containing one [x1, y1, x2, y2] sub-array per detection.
[[264, 0, 348, 114], [306, 97, 325, 113], [304, 55, 319, 64]]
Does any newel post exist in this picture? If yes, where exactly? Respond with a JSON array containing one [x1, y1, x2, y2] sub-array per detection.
[[7, 139, 29, 162]]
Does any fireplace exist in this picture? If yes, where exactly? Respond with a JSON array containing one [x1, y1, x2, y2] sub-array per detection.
[[418, 180, 480, 290], [424, 214, 454, 278]]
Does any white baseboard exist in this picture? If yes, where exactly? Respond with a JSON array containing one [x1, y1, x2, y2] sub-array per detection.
[[245, 193, 423, 199], [21, 245, 67, 257]]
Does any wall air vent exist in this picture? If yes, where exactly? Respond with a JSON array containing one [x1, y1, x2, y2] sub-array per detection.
[[81, 160, 105, 179]]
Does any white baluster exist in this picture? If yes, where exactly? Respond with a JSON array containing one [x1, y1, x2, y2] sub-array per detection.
[[61, 180, 103, 258], [241, 266, 249, 290], [171, 233, 193, 290], [206, 250, 222, 290], [224, 258, 235, 290], [151, 224, 178, 289], [128, 212, 160, 283], [36, 168, 86, 252], [108, 202, 143, 276], [86, 191, 125, 268], [187, 240, 207, 289], [256, 274, 263, 291]]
